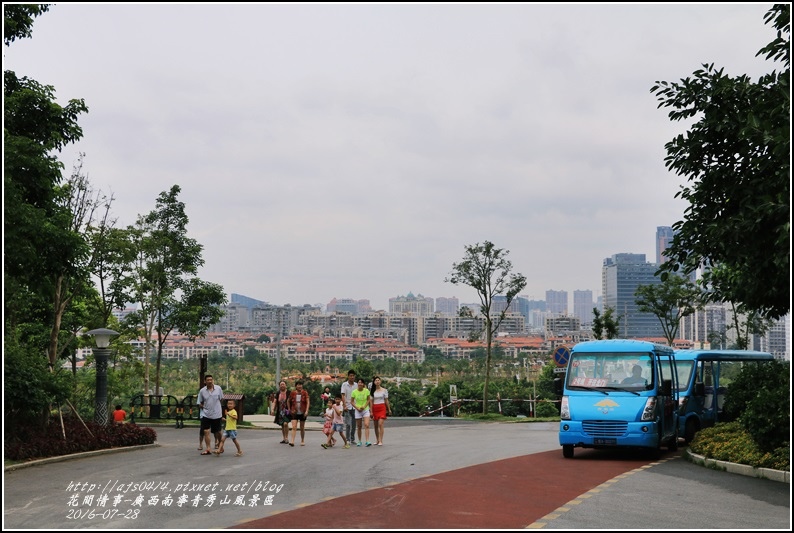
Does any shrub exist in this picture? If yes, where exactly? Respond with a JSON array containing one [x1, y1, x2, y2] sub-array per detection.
[[535, 400, 559, 418], [723, 359, 790, 452], [3, 340, 71, 430], [4, 416, 157, 461], [689, 421, 789, 471]]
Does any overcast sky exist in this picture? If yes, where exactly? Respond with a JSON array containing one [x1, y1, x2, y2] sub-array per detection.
[[3, 3, 777, 311]]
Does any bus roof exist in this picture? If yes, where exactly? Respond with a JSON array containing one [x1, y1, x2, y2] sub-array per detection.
[[572, 339, 674, 354], [674, 349, 774, 362]]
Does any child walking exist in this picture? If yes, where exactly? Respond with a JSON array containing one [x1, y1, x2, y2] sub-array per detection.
[[217, 399, 243, 457], [321, 399, 335, 449], [323, 397, 348, 449]]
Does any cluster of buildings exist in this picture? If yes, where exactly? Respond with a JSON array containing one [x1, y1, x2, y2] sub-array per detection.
[[106, 227, 789, 363]]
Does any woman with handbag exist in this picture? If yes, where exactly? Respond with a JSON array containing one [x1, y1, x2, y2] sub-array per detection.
[[274, 381, 290, 444]]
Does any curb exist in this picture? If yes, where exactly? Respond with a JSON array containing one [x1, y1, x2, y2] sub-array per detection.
[[4, 443, 159, 472], [684, 448, 790, 483]]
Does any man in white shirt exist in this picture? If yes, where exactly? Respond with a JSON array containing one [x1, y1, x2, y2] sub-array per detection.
[[198, 374, 224, 455], [340, 370, 357, 446]]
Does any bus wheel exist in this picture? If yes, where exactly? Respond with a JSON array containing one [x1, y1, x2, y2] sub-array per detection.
[[684, 418, 699, 444], [562, 445, 574, 458]]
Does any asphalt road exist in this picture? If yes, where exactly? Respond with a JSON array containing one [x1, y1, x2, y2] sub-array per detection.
[[3, 419, 790, 530]]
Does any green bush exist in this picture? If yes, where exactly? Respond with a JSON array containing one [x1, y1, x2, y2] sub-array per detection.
[[535, 400, 559, 418], [3, 340, 71, 432], [689, 421, 789, 471], [723, 360, 790, 452]]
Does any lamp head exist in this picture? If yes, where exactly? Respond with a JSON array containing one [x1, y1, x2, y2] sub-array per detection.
[[86, 328, 119, 348]]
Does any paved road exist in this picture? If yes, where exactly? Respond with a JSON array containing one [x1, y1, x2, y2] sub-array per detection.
[[3, 419, 790, 530]]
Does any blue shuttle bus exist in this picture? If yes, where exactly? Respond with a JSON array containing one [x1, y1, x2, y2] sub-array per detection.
[[556, 339, 679, 458], [674, 349, 774, 443]]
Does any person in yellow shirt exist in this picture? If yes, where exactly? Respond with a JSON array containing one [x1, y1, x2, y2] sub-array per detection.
[[351, 378, 372, 447], [216, 400, 243, 456]]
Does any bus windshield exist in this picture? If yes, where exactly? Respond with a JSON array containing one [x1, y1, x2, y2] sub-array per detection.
[[567, 352, 653, 389], [674, 360, 695, 392]]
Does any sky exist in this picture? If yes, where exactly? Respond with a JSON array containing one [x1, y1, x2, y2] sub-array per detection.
[[3, 3, 778, 311]]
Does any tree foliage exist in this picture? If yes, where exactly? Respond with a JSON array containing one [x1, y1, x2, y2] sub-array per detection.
[[591, 306, 620, 340], [3, 4, 50, 45], [722, 359, 790, 453], [726, 301, 774, 350], [120, 185, 227, 398], [445, 241, 527, 414], [651, 4, 790, 320], [4, 5, 90, 350], [634, 274, 702, 346]]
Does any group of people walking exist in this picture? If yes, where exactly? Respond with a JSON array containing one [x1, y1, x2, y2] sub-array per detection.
[[197, 370, 392, 454], [275, 370, 392, 448]]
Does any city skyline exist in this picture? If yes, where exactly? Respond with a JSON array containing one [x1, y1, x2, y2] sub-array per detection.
[[4, 4, 775, 311]]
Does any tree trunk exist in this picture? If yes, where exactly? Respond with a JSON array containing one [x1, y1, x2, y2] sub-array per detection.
[[482, 318, 493, 415], [47, 275, 65, 367]]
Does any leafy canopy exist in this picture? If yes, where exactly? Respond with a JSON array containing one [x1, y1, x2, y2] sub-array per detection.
[[634, 274, 702, 346], [651, 4, 790, 320]]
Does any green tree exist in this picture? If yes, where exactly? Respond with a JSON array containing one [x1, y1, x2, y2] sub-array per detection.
[[386, 382, 421, 416], [651, 4, 790, 320], [4, 4, 90, 365], [445, 241, 527, 414], [45, 156, 119, 367], [634, 274, 702, 346], [3, 4, 101, 430], [351, 359, 375, 382], [591, 306, 620, 340], [121, 185, 226, 399], [726, 302, 773, 350]]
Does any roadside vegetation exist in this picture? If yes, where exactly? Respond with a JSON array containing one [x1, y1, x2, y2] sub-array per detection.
[[688, 359, 790, 472]]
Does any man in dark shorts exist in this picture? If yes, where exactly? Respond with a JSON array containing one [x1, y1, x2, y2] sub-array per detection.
[[198, 374, 224, 455]]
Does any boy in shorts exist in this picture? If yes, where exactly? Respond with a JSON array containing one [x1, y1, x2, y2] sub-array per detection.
[[216, 400, 242, 457]]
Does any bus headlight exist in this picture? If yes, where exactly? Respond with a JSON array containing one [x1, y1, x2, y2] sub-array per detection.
[[642, 397, 657, 421], [560, 396, 570, 420]]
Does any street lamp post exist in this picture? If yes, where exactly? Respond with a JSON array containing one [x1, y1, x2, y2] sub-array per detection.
[[86, 328, 119, 426]]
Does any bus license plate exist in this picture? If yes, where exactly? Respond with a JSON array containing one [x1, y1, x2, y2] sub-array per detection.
[[594, 438, 617, 445]]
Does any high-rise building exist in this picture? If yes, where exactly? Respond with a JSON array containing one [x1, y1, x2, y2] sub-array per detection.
[[334, 298, 359, 315], [435, 296, 459, 316], [602, 253, 664, 338], [573, 290, 594, 325], [545, 290, 568, 316], [764, 315, 790, 360], [389, 292, 434, 316], [656, 226, 675, 265]]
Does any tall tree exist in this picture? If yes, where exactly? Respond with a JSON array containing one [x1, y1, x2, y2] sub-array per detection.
[[121, 185, 226, 398], [4, 5, 102, 367], [446, 241, 526, 414], [44, 155, 117, 367], [634, 274, 702, 346], [650, 4, 790, 320], [3, 4, 92, 427], [726, 301, 773, 350]]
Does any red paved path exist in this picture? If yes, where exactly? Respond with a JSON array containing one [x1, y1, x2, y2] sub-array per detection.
[[233, 449, 653, 529]]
